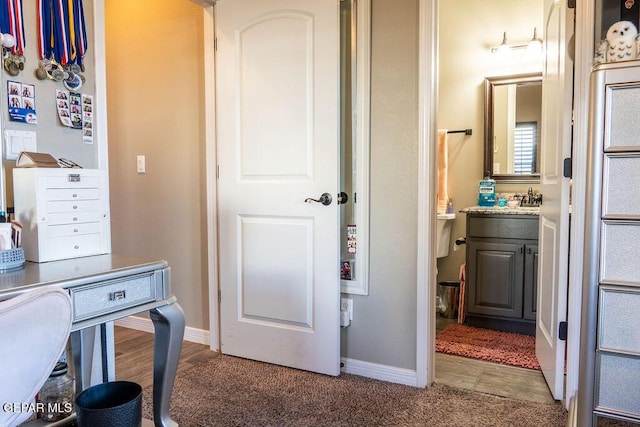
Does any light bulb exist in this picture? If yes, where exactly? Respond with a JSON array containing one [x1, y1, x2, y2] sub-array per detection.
[[527, 28, 542, 55], [491, 32, 511, 55]]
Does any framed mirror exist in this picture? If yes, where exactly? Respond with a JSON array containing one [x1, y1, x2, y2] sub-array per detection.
[[484, 72, 542, 183]]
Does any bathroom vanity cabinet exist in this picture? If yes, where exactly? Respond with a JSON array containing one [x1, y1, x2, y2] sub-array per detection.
[[464, 213, 538, 335]]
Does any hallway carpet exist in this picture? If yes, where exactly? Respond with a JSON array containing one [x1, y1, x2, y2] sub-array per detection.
[[142, 352, 566, 426], [436, 324, 540, 370]]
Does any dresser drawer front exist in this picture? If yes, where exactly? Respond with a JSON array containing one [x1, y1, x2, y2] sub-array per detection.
[[47, 199, 103, 214], [47, 211, 104, 225], [596, 352, 640, 417], [48, 222, 101, 238], [48, 234, 102, 258], [72, 274, 156, 320], [46, 188, 100, 201], [600, 221, 640, 285], [44, 174, 101, 189]]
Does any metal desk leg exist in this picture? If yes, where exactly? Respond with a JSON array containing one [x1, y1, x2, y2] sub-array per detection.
[[150, 302, 185, 427], [70, 326, 96, 393]]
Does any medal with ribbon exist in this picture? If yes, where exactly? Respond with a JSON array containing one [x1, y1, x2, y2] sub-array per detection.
[[0, 0, 25, 76], [36, 0, 87, 86]]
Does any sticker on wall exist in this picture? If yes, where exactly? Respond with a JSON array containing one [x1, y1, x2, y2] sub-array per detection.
[[7, 81, 37, 124], [82, 94, 93, 144], [347, 224, 357, 254]]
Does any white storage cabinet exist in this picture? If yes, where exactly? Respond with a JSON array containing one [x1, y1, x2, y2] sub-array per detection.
[[13, 168, 111, 262]]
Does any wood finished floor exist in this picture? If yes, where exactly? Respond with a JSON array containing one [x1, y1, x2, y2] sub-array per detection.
[[435, 316, 555, 404], [114, 326, 554, 404]]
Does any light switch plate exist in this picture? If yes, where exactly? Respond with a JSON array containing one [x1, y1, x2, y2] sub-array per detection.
[[5, 130, 36, 160]]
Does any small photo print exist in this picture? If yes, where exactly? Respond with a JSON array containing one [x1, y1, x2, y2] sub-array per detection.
[[340, 260, 352, 281]]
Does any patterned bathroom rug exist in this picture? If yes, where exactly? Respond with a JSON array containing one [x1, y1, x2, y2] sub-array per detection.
[[436, 324, 540, 370]]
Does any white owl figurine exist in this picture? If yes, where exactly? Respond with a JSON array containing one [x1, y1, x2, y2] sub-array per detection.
[[595, 21, 640, 64]]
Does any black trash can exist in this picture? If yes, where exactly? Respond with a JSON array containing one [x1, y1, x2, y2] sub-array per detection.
[[437, 281, 460, 319], [75, 381, 142, 427]]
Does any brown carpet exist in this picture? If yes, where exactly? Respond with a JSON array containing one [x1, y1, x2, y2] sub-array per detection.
[[436, 324, 540, 370], [142, 353, 566, 426]]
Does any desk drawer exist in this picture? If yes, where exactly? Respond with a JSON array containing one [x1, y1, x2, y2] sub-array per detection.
[[71, 274, 156, 321]]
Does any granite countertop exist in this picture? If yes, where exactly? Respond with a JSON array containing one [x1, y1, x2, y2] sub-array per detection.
[[460, 205, 540, 216]]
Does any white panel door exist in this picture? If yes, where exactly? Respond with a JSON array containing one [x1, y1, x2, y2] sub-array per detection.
[[216, 0, 340, 376], [536, 0, 573, 400]]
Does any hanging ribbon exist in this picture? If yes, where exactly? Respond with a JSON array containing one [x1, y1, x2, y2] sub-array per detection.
[[39, 0, 86, 67], [73, 0, 86, 67], [37, 0, 53, 60], [0, 0, 24, 54], [0, 2, 9, 36], [12, 0, 25, 55]]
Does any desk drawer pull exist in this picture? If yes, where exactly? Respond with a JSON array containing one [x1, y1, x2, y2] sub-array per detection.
[[110, 290, 126, 301]]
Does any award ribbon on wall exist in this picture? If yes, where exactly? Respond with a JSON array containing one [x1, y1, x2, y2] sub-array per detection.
[[36, 0, 87, 84]]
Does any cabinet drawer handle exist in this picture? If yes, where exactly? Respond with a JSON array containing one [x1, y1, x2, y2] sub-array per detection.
[[74, 245, 79, 249], [110, 290, 126, 301], [73, 217, 78, 221], [73, 205, 78, 209], [73, 229, 78, 233], [72, 193, 78, 198]]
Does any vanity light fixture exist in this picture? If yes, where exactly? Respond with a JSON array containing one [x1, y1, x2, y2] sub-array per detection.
[[490, 28, 543, 55]]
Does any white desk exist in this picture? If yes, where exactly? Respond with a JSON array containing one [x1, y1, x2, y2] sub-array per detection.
[[0, 254, 185, 427]]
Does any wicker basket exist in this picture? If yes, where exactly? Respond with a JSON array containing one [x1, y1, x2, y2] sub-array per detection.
[[0, 247, 25, 271]]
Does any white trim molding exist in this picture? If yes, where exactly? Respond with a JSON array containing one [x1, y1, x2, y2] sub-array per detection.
[[115, 316, 211, 346], [416, 0, 438, 388], [202, 3, 220, 352], [341, 357, 417, 386], [341, 0, 371, 296]]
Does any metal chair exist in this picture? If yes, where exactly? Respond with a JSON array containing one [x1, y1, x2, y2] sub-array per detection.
[[0, 287, 73, 426]]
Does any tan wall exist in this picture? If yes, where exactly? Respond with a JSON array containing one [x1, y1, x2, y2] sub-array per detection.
[[105, 0, 208, 329], [340, 0, 419, 369], [437, 0, 543, 283]]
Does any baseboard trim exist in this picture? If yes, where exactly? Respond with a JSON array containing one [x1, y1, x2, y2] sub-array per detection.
[[340, 357, 418, 387], [114, 316, 210, 345]]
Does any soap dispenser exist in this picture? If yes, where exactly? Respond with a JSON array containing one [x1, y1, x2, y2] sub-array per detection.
[[477, 172, 496, 207]]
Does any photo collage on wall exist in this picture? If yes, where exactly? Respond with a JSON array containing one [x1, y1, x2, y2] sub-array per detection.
[[56, 90, 93, 144], [7, 81, 37, 124]]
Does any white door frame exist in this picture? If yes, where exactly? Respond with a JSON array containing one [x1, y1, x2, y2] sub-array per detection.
[[416, 0, 593, 406]]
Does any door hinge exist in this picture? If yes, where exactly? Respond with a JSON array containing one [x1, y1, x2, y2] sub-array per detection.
[[567, 0, 575, 8], [563, 158, 572, 178], [218, 290, 221, 303], [217, 165, 220, 179], [214, 37, 218, 51], [559, 321, 568, 341]]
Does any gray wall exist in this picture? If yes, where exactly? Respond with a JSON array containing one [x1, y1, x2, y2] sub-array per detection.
[[341, 0, 419, 370], [3, 1, 98, 207]]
